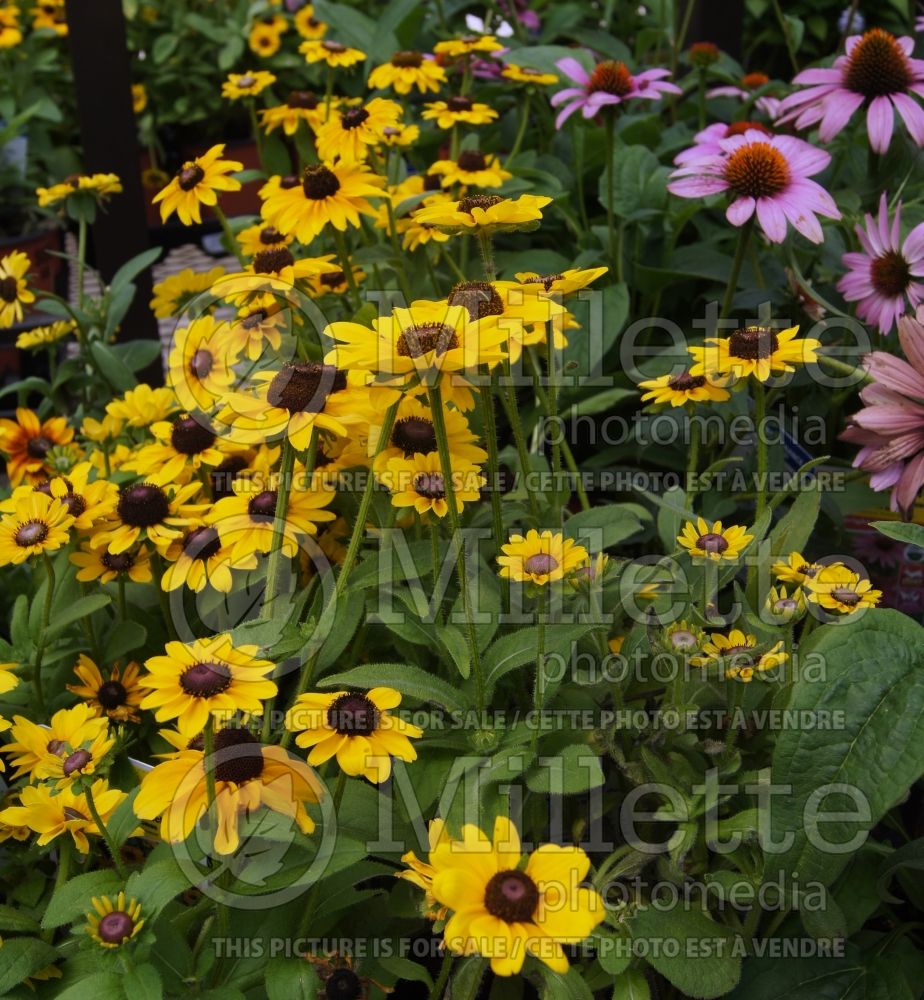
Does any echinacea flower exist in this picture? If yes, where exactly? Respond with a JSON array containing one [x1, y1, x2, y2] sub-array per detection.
[[421, 97, 499, 129], [777, 29, 924, 154], [497, 529, 589, 585], [668, 129, 840, 243], [550, 56, 681, 128], [285, 686, 422, 782], [692, 629, 787, 681], [707, 72, 781, 118], [838, 193, 924, 334], [152, 144, 243, 225], [688, 325, 820, 383], [368, 51, 446, 94], [86, 893, 145, 949], [428, 815, 604, 976], [805, 563, 882, 614], [673, 120, 773, 165], [0, 250, 35, 328], [677, 518, 753, 562]]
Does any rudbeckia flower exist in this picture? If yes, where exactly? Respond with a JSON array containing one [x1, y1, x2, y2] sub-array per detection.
[[514, 267, 608, 295], [765, 585, 806, 623], [4, 702, 109, 780], [16, 320, 75, 350], [0, 407, 74, 484], [2, 462, 118, 532], [248, 22, 282, 57], [397, 819, 451, 920], [428, 150, 511, 189], [294, 4, 326, 39], [771, 551, 827, 586], [688, 325, 820, 383], [502, 64, 559, 86], [428, 815, 604, 976], [412, 193, 550, 235], [34, 716, 116, 790], [371, 396, 487, 474], [150, 265, 226, 319], [221, 69, 276, 100], [152, 144, 244, 225], [383, 452, 484, 518], [692, 629, 787, 681], [368, 51, 446, 94], [91, 480, 205, 555], [0, 492, 74, 566], [236, 222, 294, 258], [86, 893, 145, 949], [677, 518, 753, 562], [285, 686, 422, 783], [260, 90, 328, 135], [166, 314, 243, 414], [498, 530, 589, 586], [160, 523, 257, 593], [70, 542, 153, 584], [638, 369, 730, 407], [421, 97, 499, 129], [0, 251, 34, 328], [67, 655, 147, 722], [433, 35, 504, 59], [106, 384, 178, 427], [806, 564, 882, 614], [140, 635, 277, 734], [315, 98, 402, 162], [300, 38, 366, 68]]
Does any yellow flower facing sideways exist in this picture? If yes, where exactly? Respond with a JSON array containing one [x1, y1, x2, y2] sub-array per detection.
[[152, 144, 243, 225], [805, 564, 882, 615], [692, 629, 788, 682], [688, 325, 820, 384], [368, 50, 446, 94]]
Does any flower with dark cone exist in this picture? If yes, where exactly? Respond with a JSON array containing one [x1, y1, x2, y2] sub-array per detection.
[[497, 529, 588, 586], [160, 522, 257, 593], [285, 686, 422, 783], [150, 265, 226, 319], [133, 724, 321, 854], [34, 713, 116, 790], [0, 492, 74, 566], [427, 150, 511, 189], [4, 703, 109, 780], [236, 221, 294, 259], [422, 96, 498, 129], [688, 325, 820, 384], [140, 634, 277, 734], [153, 144, 243, 225], [221, 69, 276, 100], [167, 315, 244, 415], [412, 193, 550, 236], [70, 542, 153, 584], [764, 585, 806, 624], [638, 369, 730, 407], [383, 451, 484, 518], [90, 480, 205, 555], [315, 97, 402, 163], [771, 551, 827, 586], [1, 462, 117, 533], [368, 50, 446, 94], [0, 407, 74, 485], [805, 564, 881, 615], [692, 629, 787, 681], [300, 38, 366, 67], [678, 517, 753, 562], [86, 892, 145, 949], [67, 655, 147, 723], [502, 63, 559, 86], [371, 396, 487, 475], [294, 4, 326, 40], [0, 251, 35, 328], [260, 90, 329, 135], [124, 413, 234, 483], [433, 34, 504, 58]]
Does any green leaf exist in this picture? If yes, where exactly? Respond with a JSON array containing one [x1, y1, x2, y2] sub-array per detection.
[[126, 859, 192, 918], [871, 520, 924, 548], [657, 485, 687, 552], [538, 964, 595, 999], [767, 609, 924, 891], [107, 788, 142, 847], [0, 904, 40, 933], [527, 744, 605, 794], [612, 970, 652, 1000], [769, 485, 823, 557], [111, 340, 162, 373], [55, 972, 126, 1000], [90, 341, 137, 392], [0, 936, 58, 994], [726, 944, 892, 999], [876, 837, 924, 904], [436, 623, 470, 679], [484, 623, 598, 695], [564, 503, 649, 549], [598, 145, 667, 220], [42, 870, 122, 928], [109, 247, 161, 297], [124, 964, 163, 1000], [40, 593, 111, 640], [319, 662, 469, 712], [265, 959, 320, 1000]]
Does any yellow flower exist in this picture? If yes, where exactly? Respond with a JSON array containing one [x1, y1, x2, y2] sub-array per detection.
[[428, 151, 511, 189], [383, 451, 484, 518], [315, 97, 402, 163], [16, 319, 75, 350], [236, 221, 294, 258], [805, 564, 882, 615], [371, 395, 487, 474], [429, 816, 604, 976], [294, 4, 326, 39], [412, 193, 550, 235], [639, 369, 730, 407], [307, 262, 366, 297], [160, 523, 257, 593], [140, 634, 277, 734], [497, 529, 589, 586], [688, 325, 820, 383], [300, 38, 366, 68], [771, 551, 826, 586], [0, 779, 128, 853], [1, 461, 118, 532], [67, 655, 147, 722], [248, 22, 282, 57], [0, 5, 22, 47], [222, 69, 276, 100], [398, 819, 451, 919], [32, 0, 66, 34], [90, 480, 204, 555], [502, 64, 559, 86], [70, 542, 153, 584], [37, 175, 122, 208], [677, 517, 752, 562], [0, 492, 74, 566], [221, 304, 288, 362], [132, 83, 147, 114], [0, 662, 18, 695], [166, 314, 243, 414], [514, 267, 609, 296], [368, 51, 446, 94], [285, 686, 422, 783], [422, 97, 498, 129], [4, 704, 107, 779], [765, 584, 806, 623], [260, 90, 328, 135], [692, 629, 787, 682], [0, 251, 35, 327], [106, 384, 177, 427], [123, 413, 233, 482], [380, 121, 420, 147], [86, 892, 145, 949], [260, 161, 384, 244], [34, 715, 116, 790], [217, 247, 338, 312], [150, 265, 226, 318], [134, 725, 321, 854], [152, 144, 243, 225], [36, 181, 74, 208], [434, 35, 504, 58]]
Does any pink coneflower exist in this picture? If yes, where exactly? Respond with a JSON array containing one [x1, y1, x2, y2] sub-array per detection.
[[667, 129, 840, 243], [550, 57, 680, 128], [707, 72, 781, 119], [841, 315, 924, 515], [777, 29, 924, 154], [838, 193, 924, 335], [673, 120, 772, 165]]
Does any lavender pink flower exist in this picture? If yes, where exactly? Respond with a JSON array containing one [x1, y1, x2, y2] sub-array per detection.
[[550, 57, 680, 129], [777, 29, 924, 153], [673, 120, 772, 165], [838, 193, 924, 334], [667, 129, 840, 243], [707, 72, 781, 119]]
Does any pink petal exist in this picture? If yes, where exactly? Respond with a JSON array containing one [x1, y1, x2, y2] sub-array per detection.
[[667, 175, 729, 197], [726, 195, 756, 227], [864, 351, 924, 398], [555, 58, 589, 86], [898, 315, 924, 376], [756, 196, 788, 242], [817, 90, 865, 143], [892, 92, 924, 146], [867, 96, 895, 153]]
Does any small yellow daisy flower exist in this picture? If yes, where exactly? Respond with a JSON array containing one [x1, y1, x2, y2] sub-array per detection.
[[16, 320, 75, 350], [383, 452, 484, 518], [412, 193, 550, 235], [639, 369, 730, 407], [86, 893, 145, 949], [497, 529, 589, 586], [421, 97, 498, 129], [221, 69, 276, 100], [805, 564, 882, 615], [152, 144, 243, 226], [677, 517, 753, 562], [368, 50, 446, 94], [688, 325, 820, 383], [428, 150, 511, 189], [693, 629, 787, 682], [300, 38, 366, 68], [502, 64, 559, 86]]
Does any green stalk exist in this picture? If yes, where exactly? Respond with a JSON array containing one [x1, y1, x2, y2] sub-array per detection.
[[508, 93, 531, 159], [531, 588, 547, 754], [31, 554, 56, 713], [86, 784, 127, 879], [476, 231, 496, 282], [724, 680, 742, 755], [261, 437, 296, 621], [332, 229, 362, 311], [498, 369, 541, 517], [76, 216, 87, 310], [770, 0, 799, 73], [753, 379, 768, 518], [604, 114, 617, 277], [428, 952, 453, 1000], [720, 217, 753, 320], [686, 410, 700, 510], [212, 204, 245, 267], [479, 381, 505, 576]]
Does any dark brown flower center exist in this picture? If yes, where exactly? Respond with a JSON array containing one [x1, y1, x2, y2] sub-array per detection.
[[423, 172, 442, 192], [325, 969, 363, 999], [871, 250, 911, 298], [0, 276, 18, 302], [448, 280, 504, 321], [447, 95, 474, 112], [259, 226, 285, 245], [457, 194, 503, 215], [182, 526, 222, 561], [322, 40, 347, 53], [689, 41, 720, 65], [26, 435, 52, 458], [179, 660, 232, 698], [724, 142, 790, 198], [303, 165, 341, 200], [391, 50, 423, 67], [698, 532, 729, 554], [102, 551, 134, 573], [391, 416, 437, 456], [288, 90, 320, 109], [211, 455, 249, 500], [456, 150, 487, 171], [484, 870, 539, 923], [63, 748, 93, 776], [177, 163, 205, 191], [831, 587, 861, 606], [190, 349, 213, 379], [728, 326, 779, 360], [118, 483, 170, 527], [588, 60, 634, 97], [98, 911, 135, 945], [319, 270, 346, 288], [396, 322, 459, 358], [844, 29, 911, 98], [667, 372, 705, 392], [248, 489, 278, 521], [413, 472, 445, 499], [213, 726, 264, 784], [327, 693, 380, 735], [267, 361, 346, 413], [524, 552, 559, 575], [15, 521, 48, 547], [97, 680, 128, 709], [341, 108, 370, 130], [171, 415, 216, 455], [253, 246, 296, 274], [241, 309, 267, 330]]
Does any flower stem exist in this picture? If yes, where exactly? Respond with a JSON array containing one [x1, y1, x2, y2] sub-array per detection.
[[31, 554, 56, 714], [332, 229, 362, 311], [429, 952, 453, 1000], [212, 204, 245, 267], [76, 217, 87, 310], [86, 784, 126, 879], [261, 437, 297, 621], [753, 379, 768, 519], [720, 217, 753, 320], [509, 93, 531, 159], [498, 370, 540, 517], [770, 0, 799, 74], [724, 680, 743, 755], [686, 410, 700, 510], [477, 231, 496, 282], [604, 114, 618, 277], [532, 588, 547, 754], [479, 381, 506, 598]]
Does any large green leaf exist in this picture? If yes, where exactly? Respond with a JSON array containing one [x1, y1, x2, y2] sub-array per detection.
[[319, 662, 469, 712], [41, 869, 122, 928], [0, 937, 59, 994], [564, 502, 650, 549]]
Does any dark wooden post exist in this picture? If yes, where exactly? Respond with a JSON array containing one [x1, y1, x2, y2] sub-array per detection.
[[65, 0, 163, 384]]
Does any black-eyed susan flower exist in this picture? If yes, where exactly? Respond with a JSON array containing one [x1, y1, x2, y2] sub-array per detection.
[[15, 320, 75, 351], [677, 517, 753, 562], [0, 251, 34, 328], [236, 222, 293, 258], [380, 121, 421, 147], [2, 462, 118, 533], [34, 716, 116, 789], [260, 161, 385, 244], [692, 629, 788, 681], [315, 97, 402, 163], [153, 144, 243, 225], [68, 655, 146, 722], [433, 35, 504, 59], [221, 69, 276, 100], [514, 267, 609, 296], [106, 384, 178, 427], [412, 193, 550, 235], [150, 265, 226, 318], [428, 815, 604, 976], [688, 325, 820, 384], [0, 6, 22, 47], [660, 620, 706, 654], [765, 584, 806, 623], [124, 413, 232, 482], [805, 564, 882, 614], [293, 3, 326, 39], [131, 83, 147, 114], [285, 686, 422, 783], [0, 779, 128, 853], [218, 246, 338, 312], [497, 530, 589, 586], [771, 551, 826, 586], [397, 819, 451, 920], [0, 662, 18, 695], [384, 452, 484, 518], [90, 480, 204, 555], [502, 63, 559, 86], [0, 492, 74, 566], [166, 315, 243, 413], [161, 523, 257, 593], [571, 551, 610, 588], [70, 542, 153, 584], [428, 150, 511, 189], [371, 396, 487, 474], [4, 703, 110, 780], [140, 635, 277, 734], [368, 50, 446, 94], [422, 96, 499, 129], [222, 305, 288, 362], [36, 174, 122, 214], [307, 262, 366, 297], [0, 407, 73, 484], [248, 21, 282, 57], [86, 893, 145, 949], [260, 90, 328, 135], [324, 299, 507, 411], [134, 725, 321, 854], [300, 38, 366, 68], [639, 370, 731, 408]]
